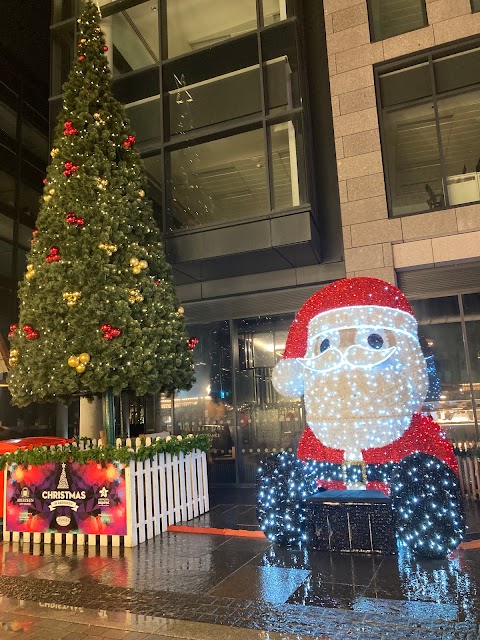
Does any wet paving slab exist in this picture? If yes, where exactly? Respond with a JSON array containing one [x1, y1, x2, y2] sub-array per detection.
[[0, 501, 480, 639]]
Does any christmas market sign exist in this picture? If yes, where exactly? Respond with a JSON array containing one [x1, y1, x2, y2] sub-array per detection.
[[5, 460, 127, 535]]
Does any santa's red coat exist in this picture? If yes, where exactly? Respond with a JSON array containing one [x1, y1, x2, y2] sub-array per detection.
[[297, 413, 458, 493]]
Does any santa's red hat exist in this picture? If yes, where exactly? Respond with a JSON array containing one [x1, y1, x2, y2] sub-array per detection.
[[284, 277, 415, 359]]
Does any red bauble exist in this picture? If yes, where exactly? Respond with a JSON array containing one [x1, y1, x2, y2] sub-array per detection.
[[46, 247, 61, 263], [22, 324, 33, 333], [42, 178, 47, 185], [63, 121, 77, 136], [101, 324, 111, 333], [78, 55, 85, 61], [111, 328, 121, 338], [63, 161, 79, 177], [32, 229, 39, 236], [8, 324, 17, 337], [103, 45, 108, 51], [76, 217, 85, 226], [66, 213, 77, 225], [187, 337, 199, 350], [27, 330, 39, 341]]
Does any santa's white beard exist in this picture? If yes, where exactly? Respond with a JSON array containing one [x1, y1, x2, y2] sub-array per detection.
[[304, 364, 424, 460]]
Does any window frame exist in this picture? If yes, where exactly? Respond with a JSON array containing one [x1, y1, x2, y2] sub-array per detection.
[[375, 38, 480, 219], [367, 0, 428, 43]]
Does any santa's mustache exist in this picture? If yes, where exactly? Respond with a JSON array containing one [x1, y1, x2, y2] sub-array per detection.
[[298, 344, 397, 373]]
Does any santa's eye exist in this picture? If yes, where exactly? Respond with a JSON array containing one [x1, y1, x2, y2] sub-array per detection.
[[355, 328, 390, 350], [367, 333, 383, 349], [320, 338, 330, 352], [309, 331, 339, 356]]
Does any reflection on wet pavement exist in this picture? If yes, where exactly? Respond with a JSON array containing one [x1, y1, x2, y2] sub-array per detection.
[[0, 502, 479, 638]]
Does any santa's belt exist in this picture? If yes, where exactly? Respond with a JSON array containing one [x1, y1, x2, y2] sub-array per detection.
[[315, 461, 394, 484]]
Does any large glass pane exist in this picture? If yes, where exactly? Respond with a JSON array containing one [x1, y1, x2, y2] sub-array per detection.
[[51, 20, 76, 96], [434, 48, 480, 95], [0, 239, 12, 278], [438, 91, 480, 207], [262, 0, 295, 26], [113, 69, 161, 150], [462, 292, 480, 445], [143, 153, 163, 228], [380, 63, 431, 109], [269, 118, 306, 210], [235, 315, 302, 483], [101, 1, 159, 77], [262, 21, 300, 114], [411, 296, 474, 444], [368, 0, 427, 42], [0, 169, 16, 209], [165, 35, 260, 136], [0, 214, 13, 243], [52, 0, 77, 24], [167, 0, 257, 59], [472, 0, 480, 12], [167, 128, 268, 230], [173, 321, 235, 484], [382, 100, 444, 216]]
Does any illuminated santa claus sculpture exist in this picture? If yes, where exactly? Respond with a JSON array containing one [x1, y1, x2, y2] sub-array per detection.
[[257, 277, 464, 558]]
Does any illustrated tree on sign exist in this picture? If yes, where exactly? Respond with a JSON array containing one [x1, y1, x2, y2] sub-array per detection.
[[8, 1, 194, 417]]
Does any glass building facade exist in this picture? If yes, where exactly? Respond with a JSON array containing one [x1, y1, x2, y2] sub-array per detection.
[[48, 0, 480, 484], [51, 0, 307, 237], [0, 55, 60, 438]]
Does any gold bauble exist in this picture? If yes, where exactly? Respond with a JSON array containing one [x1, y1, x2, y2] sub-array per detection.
[[79, 353, 90, 364], [93, 113, 101, 120], [27, 264, 34, 272], [139, 260, 148, 269], [25, 271, 35, 280], [10, 349, 19, 357], [43, 195, 51, 202], [132, 266, 141, 274], [76, 364, 86, 374], [49, 188, 55, 195], [67, 301, 75, 307], [138, 189, 145, 198], [50, 148, 60, 158], [129, 257, 139, 267], [178, 306, 185, 315], [68, 355, 80, 368]]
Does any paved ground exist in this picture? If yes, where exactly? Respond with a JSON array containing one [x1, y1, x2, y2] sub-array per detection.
[[0, 490, 479, 639]]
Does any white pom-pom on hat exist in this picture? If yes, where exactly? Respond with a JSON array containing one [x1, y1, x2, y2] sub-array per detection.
[[272, 358, 304, 398]]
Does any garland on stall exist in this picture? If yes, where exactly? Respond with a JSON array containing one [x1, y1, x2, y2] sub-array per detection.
[[0, 434, 211, 470]]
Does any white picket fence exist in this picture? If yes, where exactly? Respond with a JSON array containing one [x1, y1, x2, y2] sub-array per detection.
[[456, 454, 480, 501], [3, 437, 209, 547]]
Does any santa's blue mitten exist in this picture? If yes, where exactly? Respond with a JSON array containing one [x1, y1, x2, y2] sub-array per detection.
[[391, 452, 464, 558], [257, 452, 319, 546]]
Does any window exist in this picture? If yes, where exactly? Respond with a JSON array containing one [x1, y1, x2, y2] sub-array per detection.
[[164, 35, 261, 137], [166, 0, 257, 59], [472, 0, 480, 12], [262, 0, 295, 26], [167, 128, 268, 230], [378, 46, 480, 217], [411, 293, 480, 446], [101, 1, 160, 77], [368, 0, 427, 42], [269, 117, 307, 210]]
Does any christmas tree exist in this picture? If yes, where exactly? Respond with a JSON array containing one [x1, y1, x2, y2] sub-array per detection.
[[8, 0, 194, 408]]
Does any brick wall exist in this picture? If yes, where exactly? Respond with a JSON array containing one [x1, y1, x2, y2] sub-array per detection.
[[324, 0, 480, 282]]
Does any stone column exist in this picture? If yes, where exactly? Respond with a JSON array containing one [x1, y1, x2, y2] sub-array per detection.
[[55, 403, 69, 438], [79, 396, 103, 439]]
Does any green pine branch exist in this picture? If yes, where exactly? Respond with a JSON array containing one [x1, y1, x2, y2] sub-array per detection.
[[8, 0, 194, 406]]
